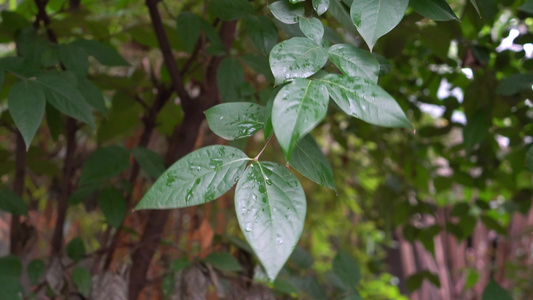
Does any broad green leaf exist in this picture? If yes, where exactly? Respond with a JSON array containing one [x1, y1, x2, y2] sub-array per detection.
[[481, 280, 512, 300], [45, 104, 62, 141], [156, 101, 184, 137], [313, 0, 329, 16], [328, 44, 379, 82], [27, 259, 45, 285], [328, 0, 357, 34], [8, 80, 46, 149], [263, 86, 280, 139], [136, 146, 249, 209], [131, 147, 165, 179], [350, 0, 408, 51], [205, 102, 265, 140], [98, 187, 127, 228], [0, 255, 22, 277], [34, 72, 95, 128], [463, 112, 489, 155], [79, 146, 131, 185], [527, 145, 533, 172], [0, 189, 27, 215], [170, 258, 190, 272], [411, 0, 459, 21], [290, 246, 314, 269], [519, 0, 533, 14], [319, 74, 411, 128], [245, 16, 278, 55], [69, 182, 100, 206], [58, 43, 89, 75], [217, 57, 244, 102], [176, 12, 203, 53], [496, 73, 533, 96], [1, 11, 31, 33], [77, 76, 107, 115], [272, 79, 329, 160], [71, 39, 128, 66], [0, 276, 23, 300], [289, 135, 335, 190], [299, 17, 324, 43], [204, 252, 243, 272], [209, 0, 253, 20], [66, 237, 86, 262], [241, 54, 274, 82], [235, 162, 306, 280], [332, 249, 361, 288], [273, 278, 299, 294], [269, 0, 305, 24], [72, 267, 91, 297], [269, 37, 328, 85]]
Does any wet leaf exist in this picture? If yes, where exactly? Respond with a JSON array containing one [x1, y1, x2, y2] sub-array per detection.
[[234, 162, 306, 280], [269, 0, 305, 24], [328, 44, 379, 82], [205, 102, 265, 140], [312, 0, 329, 16], [299, 17, 324, 43], [289, 134, 335, 190]]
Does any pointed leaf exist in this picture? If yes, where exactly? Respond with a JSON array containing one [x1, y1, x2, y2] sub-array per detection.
[[299, 17, 324, 43], [8, 80, 46, 149], [269, 0, 305, 24], [470, 0, 481, 16], [350, 0, 408, 51], [79, 146, 131, 185], [520, 0, 533, 14], [272, 79, 329, 160], [333, 249, 361, 288], [72, 267, 91, 297], [217, 57, 244, 102], [312, 0, 329, 16], [27, 259, 45, 285], [71, 39, 128, 66], [411, 0, 459, 21], [66, 237, 86, 262], [98, 187, 127, 228], [0, 189, 27, 216], [77, 76, 107, 115], [245, 16, 278, 55], [176, 12, 203, 53], [131, 147, 165, 179], [235, 162, 306, 280], [269, 37, 328, 85], [35, 72, 95, 128], [496, 73, 533, 96], [463, 112, 489, 155], [205, 102, 265, 140], [204, 252, 243, 272], [209, 0, 253, 21], [136, 146, 249, 209], [482, 280, 512, 300], [289, 135, 335, 190], [328, 44, 379, 82], [58, 43, 89, 75], [319, 74, 411, 128]]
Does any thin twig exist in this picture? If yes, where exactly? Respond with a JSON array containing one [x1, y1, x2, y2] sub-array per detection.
[[253, 135, 273, 161]]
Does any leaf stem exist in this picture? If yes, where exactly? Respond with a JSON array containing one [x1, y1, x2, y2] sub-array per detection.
[[253, 135, 273, 161]]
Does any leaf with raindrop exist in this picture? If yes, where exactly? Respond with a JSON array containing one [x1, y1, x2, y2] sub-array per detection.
[[268, 0, 305, 24], [328, 44, 380, 82], [234, 161, 306, 280], [136, 146, 250, 209], [272, 78, 329, 160], [318, 74, 412, 129], [205, 102, 265, 140]]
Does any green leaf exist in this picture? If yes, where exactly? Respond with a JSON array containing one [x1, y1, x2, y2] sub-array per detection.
[[176, 12, 203, 53], [469, 0, 481, 16], [136, 146, 249, 209], [8, 80, 46, 149], [482, 280, 512, 300], [241, 54, 274, 82], [290, 246, 314, 269], [27, 259, 45, 285], [332, 249, 361, 289], [131, 147, 165, 179], [410, 0, 459, 21], [0, 255, 22, 277], [273, 278, 299, 294], [527, 145, 533, 172], [298, 17, 324, 43], [217, 57, 244, 102], [205, 102, 265, 140], [0, 275, 23, 300], [209, 0, 253, 20], [98, 187, 127, 228], [319, 74, 411, 128], [496, 73, 533, 96], [465, 269, 479, 289], [328, 44, 380, 82], [350, 0, 408, 51], [312, 0, 329, 16], [66, 237, 86, 262], [235, 162, 306, 280], [72, 267, 91, 297], [204, 252, 243, 272], [463, 112, 489, 155], [289, 135, 335, 190], [269, 0, 305, 24], [79, 146, 131, 185], [263, 86, 281, 139], [480, 215, 506, 235], [58, 43, 89, 75], [270, 37, 328, 85], [245, 16, 278, 55], [519, 0, 533, 14], [72, 39, 128, 66], [77, 76, 107, 115], [0, 189, 27, 216], [272, 79, 329, 160], [34, 72, 95, 128]]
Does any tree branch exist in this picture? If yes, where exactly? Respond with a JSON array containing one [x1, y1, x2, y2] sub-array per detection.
[[9, 132, 26, 255]]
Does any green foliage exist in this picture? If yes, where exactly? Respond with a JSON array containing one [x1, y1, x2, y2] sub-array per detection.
[[66, 237, 86, 262], [332, 249, 361, 289], [27, 259, 45, 286], [72, 267, 92, 297], [482, 280, 512, 300], [205, 102, 265, 140], [0, 188, 27, 215], [98, 187, 127, 228], [204, 252, 243, 272]]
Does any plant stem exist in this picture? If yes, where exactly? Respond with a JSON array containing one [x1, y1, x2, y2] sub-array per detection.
[[254, 135, 273, 162]]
